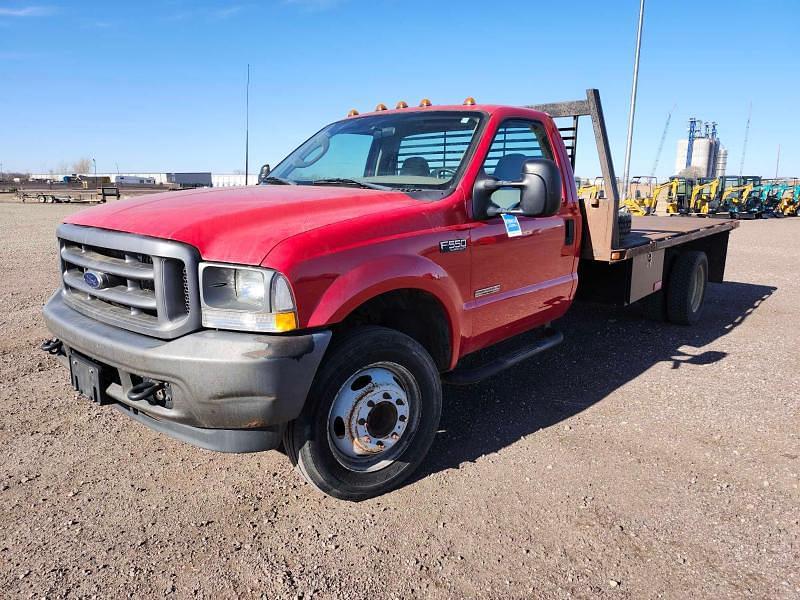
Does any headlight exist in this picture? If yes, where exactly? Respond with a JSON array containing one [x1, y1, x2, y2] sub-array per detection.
[[199, 263, 297, 332]]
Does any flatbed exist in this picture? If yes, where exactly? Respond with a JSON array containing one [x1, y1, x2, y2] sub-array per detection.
[[615, 216, 739, 260]]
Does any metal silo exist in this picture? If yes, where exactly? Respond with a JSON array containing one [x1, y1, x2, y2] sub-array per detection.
[[675, 139, 689, 174], [691, 138, 713, 177], [715, 147, 728, 177]]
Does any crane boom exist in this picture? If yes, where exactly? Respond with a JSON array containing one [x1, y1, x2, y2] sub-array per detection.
[[650, 105, 675, 178], [739, 102, 752, 176]]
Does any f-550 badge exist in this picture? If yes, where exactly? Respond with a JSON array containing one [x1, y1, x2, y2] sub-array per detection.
[[439, 239, 467, 253]]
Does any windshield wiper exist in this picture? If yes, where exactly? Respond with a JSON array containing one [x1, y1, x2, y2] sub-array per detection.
[[260, 176, 297, 186], [310, 178, 390, 191]]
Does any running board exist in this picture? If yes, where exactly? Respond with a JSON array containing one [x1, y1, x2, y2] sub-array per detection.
[[442, 329, 564, 386]]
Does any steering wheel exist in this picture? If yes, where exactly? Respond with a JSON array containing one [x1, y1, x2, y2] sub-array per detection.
[[432, 167, 457, 179], [291, 135, 331, 169]]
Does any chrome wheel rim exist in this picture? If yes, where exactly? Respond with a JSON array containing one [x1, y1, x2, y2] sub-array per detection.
[[689, 264, 706, 313], [327, 362, 420, 473]]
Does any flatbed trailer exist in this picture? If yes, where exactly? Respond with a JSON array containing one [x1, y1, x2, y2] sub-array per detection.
[[532, 90, 739, 307]]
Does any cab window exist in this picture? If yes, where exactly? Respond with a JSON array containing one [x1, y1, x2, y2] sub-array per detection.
[[481, 119, 554, 209]]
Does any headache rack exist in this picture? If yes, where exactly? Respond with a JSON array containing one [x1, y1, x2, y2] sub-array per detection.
[[528, 89, 622, 261], [56, 223, 202, 339]]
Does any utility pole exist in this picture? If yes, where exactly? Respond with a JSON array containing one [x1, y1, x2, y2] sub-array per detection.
[[739, 102, 751, 176], [622, 0, 646, 201], [775, 144, 780, 179], [245, 63, 250, 186]]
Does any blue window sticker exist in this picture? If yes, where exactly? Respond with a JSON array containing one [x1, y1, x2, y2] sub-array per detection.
[[501, 213, 522, 238]]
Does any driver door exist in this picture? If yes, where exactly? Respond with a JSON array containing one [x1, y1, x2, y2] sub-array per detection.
[[467, 119, 574, 347]]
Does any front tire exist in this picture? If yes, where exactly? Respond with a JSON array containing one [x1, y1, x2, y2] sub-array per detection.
[[283, 326, 442, 501]]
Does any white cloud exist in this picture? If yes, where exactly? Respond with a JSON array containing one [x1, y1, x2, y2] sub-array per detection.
[[284, 0, 347, 11], [213, 5, 245, 18], [0, 5, 57, 17]]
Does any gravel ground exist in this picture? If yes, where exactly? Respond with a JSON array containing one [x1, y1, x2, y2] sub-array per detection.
[[1, 201, 798, 599]]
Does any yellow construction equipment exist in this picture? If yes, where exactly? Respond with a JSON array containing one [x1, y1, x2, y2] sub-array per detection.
[[720, 182, 755, 217], [689, 177, 721, 214], [626, 178, 679, 215], [577, 176, 604, 202], [622, 176, 656, 215], [777, 185, 799, 216], [665, 178, 695, 214]]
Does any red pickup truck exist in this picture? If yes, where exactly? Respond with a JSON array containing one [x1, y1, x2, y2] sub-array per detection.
[[43, 90, 738, 500]]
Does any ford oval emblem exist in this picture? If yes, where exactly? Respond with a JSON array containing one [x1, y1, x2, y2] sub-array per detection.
[[83, 271, 104, 289]]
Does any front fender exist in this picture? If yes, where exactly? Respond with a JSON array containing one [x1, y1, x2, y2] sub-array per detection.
[[306, 254, 465, 365]]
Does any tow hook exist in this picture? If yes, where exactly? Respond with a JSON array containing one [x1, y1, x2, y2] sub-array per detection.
[[40, 337, 64, 355], [127, 380, 167, 404]]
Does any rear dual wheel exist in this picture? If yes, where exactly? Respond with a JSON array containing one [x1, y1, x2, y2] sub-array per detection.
[[283, 326, 442, 501], [644, 250, 708, 325], [666, 251, 708, 325]]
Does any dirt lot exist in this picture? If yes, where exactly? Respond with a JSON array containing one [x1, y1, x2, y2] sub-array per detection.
[[1, 200, 798, 599]]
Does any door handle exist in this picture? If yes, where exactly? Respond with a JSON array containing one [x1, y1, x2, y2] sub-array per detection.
[[564, 218, 575, 245]]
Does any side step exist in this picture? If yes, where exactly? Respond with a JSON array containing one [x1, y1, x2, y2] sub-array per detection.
[[442, 329, 564, 386]]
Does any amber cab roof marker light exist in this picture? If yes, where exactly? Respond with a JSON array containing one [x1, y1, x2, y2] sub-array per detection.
[[395, 100, 408, 109], [375, 103, 388, 111], [419, 98, 432, 107], [463, 96, 476, 106], [347, 109, 359, 117]]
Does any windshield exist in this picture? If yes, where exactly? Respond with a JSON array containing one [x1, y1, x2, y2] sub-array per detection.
[[268, 111, 484, 191]]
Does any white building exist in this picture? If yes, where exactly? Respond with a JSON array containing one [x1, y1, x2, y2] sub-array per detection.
[[29, 172, 257, 187]]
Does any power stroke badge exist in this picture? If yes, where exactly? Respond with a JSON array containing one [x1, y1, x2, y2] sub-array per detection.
[[439, 239, 467, 253]]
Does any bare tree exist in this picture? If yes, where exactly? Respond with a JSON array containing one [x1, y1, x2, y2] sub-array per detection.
[[72, 157, 92, 174]]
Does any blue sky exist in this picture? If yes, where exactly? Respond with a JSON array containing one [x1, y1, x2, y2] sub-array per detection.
[[1, 0, 798, 179]]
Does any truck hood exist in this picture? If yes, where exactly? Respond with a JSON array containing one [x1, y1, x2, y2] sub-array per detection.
[[65, 185, 420, 265]]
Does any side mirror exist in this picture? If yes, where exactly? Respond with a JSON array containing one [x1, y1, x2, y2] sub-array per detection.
[[257, 164, 271, 184], [473, 158, 562, 219]]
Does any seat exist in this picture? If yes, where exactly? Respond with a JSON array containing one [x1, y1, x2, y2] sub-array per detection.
[[400, 156, 430, 177], [493, 153, 528, 181]]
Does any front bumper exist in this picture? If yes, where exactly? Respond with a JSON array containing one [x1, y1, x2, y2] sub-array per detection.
[[43, 292, 331, 452]]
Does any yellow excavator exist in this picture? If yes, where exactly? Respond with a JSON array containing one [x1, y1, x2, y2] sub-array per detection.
[[688, 177, 721, 215], [577, 176, 605, 202], [626, 178, 679, 215], [665, 178, 696, 215], [720, 182, 756, 217], [622, 176, 655, 215], [777, 185, 799, 216]]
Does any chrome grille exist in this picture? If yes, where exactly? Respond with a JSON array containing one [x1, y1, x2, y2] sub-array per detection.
[[57, 224, 201, 339]]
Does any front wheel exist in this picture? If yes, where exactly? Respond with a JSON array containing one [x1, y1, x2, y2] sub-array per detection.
[[283, 326, 442, 501]]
